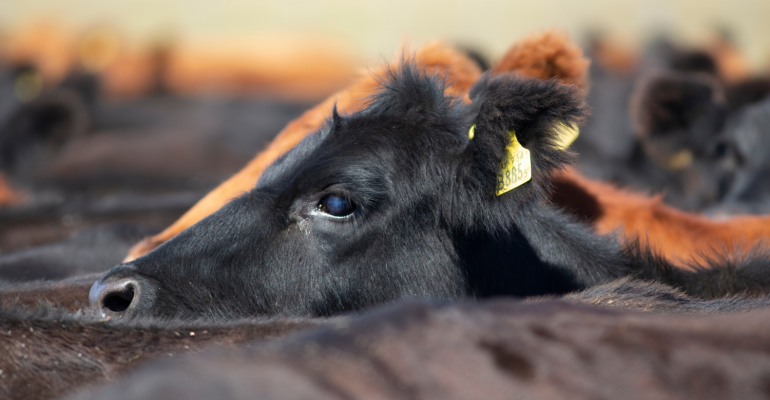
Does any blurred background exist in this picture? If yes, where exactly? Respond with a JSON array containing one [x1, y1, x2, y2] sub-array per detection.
[[2, 0, 770, 68], [1, 0, 770, 279]]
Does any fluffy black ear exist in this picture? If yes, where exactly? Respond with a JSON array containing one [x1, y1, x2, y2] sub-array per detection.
[[629, 71, 727, 166], [461, 73, 587, 211], [0, 90, 89, 171]]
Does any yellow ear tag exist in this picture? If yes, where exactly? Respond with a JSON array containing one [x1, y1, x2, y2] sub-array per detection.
[[662, 148, 693, 170], [552, 121, 580, 150], [496, 130, 531, 196], [468, 125, 475, 139], [14, 71, 43, 103]]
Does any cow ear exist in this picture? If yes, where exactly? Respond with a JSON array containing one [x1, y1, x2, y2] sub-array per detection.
[[0, 90, 89, 171], [629, 71, 726, 167], [461, 73, 586, 208]]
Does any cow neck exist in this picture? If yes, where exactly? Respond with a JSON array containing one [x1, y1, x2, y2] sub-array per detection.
[[507, 203, 630, 290]]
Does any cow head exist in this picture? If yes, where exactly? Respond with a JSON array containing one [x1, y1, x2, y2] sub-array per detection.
[[630, 70, 770, 207], [90, 62, 586, 319]]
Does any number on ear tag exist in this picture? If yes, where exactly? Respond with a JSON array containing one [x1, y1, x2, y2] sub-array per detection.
[[496, 130, 531, 196]]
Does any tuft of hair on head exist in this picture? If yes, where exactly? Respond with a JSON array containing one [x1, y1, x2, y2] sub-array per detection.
[[365, 59, 456, 119], [492, 30, 590, 90], [391, 41, 484, 103]]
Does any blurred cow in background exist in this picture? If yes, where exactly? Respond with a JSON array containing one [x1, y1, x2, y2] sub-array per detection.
[[574, 31, 770, 213]]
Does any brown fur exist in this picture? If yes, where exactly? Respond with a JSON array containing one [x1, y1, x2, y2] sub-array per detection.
[[492, 30, 590, 90], [591, 38, 639, 76], [0, 173, 21, 207], [554, 167, 770, 268]]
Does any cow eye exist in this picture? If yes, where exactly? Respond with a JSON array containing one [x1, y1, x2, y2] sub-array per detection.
[[318, 195, 355, 217]]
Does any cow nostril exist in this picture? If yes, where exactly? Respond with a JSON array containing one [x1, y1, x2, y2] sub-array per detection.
[[102, 285, 135, 313], [90, 277, 146, 318]]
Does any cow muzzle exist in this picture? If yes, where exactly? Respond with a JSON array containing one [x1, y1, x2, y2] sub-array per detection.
[[89, 264, 157, 319]]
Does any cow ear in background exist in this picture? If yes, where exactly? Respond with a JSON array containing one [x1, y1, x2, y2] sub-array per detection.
[[629, 71, 727, 168], [461, 73, 587, 208], [0, 90, 89, 172]]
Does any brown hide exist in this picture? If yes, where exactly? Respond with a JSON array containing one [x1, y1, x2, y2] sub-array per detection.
[[0, 173, 22, 207], [553, 168, 770, 268], [492, 30, 589, 88]]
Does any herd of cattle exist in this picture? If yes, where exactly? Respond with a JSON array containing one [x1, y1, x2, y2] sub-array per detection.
[[2, 29, 770, 399]]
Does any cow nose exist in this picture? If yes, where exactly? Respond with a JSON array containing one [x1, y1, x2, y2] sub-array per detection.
[[90, 278, 138, 316], [90, 267, 156, 319]]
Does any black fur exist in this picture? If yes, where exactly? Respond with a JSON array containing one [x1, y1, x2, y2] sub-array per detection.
[[91, 61, 770, 319]]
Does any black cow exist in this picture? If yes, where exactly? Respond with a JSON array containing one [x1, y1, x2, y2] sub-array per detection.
[[627, 70, 770, 215], [704, 95, 770, 215], [573, 39, 770, 212], [90, 62, 770, 320], [623, 70, 732, 210]]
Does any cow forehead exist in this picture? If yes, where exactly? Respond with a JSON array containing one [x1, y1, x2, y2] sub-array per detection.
[[255, 123, 453, 207], [255, 123, 331, 190], [256, 63, 468, 193]]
